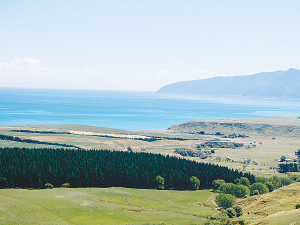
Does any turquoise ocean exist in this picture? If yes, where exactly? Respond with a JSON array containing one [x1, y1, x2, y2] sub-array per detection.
[[0, 88, 299, 130]]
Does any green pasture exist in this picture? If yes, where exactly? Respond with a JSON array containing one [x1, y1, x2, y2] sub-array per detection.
[[0, 187, 217, 225]]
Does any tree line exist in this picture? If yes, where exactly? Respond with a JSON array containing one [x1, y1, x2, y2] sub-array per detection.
[[0, 147, 255, 189], [0, 134, 80, 149]]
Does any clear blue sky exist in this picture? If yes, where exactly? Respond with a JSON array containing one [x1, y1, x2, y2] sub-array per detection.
[[1, 0, 299, 91]]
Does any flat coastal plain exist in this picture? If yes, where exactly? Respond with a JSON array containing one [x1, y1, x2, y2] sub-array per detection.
[[1, 118, 299, 176]]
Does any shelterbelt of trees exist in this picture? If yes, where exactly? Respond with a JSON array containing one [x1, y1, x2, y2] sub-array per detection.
[[0, 147, 255, 190]]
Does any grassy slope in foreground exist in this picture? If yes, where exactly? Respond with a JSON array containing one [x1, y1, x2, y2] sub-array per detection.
[[237, 182, 300, 225], [0, 187, 216, 225]]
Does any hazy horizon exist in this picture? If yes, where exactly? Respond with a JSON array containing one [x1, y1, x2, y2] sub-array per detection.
[[1, 1, 300, 91]]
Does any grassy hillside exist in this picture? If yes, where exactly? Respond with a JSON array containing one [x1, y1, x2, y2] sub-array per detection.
[[236, 182, 300, 225], [0, 187, 216, 225], [1, 183, 299, 224]]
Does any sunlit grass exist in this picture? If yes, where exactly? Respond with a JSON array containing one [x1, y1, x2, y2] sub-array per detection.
[[0, 187, 217, 225]]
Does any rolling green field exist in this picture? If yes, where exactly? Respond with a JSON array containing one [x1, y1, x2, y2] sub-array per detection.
[[0, 118, 300, 224], [1, 183, 300, 225], [0, 187, 216, 225]]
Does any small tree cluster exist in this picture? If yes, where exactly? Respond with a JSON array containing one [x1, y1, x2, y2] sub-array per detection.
[[223, 205, 243, 219], [212, 179, 225, 191], [203, 213, 233, 225], [234, 177, 250, 187], [215, 193, 236, 209], [249, 182, 269, 195], [256, 176, 281, 191], [219, 183, 250, 198]]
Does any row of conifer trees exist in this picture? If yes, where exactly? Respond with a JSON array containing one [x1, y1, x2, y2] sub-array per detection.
[[0, 147, 255, 189]]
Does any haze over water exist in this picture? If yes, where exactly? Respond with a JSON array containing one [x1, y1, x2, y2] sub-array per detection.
[[1, 88, 299, 130]]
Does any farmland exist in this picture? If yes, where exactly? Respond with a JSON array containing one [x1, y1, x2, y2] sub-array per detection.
[[1, 118, 299, 176], [0, 118, 300, 224]]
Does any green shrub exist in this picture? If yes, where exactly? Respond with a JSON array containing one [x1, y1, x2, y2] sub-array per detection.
[[226, 208, 236, 218], [44, 183, 54, 189], [215, 213, 233, 225], [212, 179, 225, 191], [233, 205, 243, 217], [272, 176, 293, 187], [215, 193, 236, 209], [265, 181, 275, 192], [155, 175, 165, 190], [235, 177, 250, 187], [61, 183, 70, 188], [256, 177, 268, 183], [238, 219, 245, 225], [219, 183, 250, 198], [250, 182, 269, 195], [279, 177, 293, 186], [204, 213, 233, 225], [189, 176, 200, 190], [289, 174, 300, 182], [296, 203, 300, 209]]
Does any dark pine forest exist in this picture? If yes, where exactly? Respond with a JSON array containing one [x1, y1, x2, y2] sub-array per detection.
[[0, 147, 255, 190]]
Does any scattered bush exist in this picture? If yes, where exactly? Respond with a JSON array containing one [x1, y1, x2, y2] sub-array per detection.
[[296, 203, 300, 209], [44, 183, 54, 189], [256, 177, 279, 190], [265, 181, 275, 192], [238, 219, 245, 225], [212, 179, 225, 191], [215, 213, 233, 225], [61, 183, 70, 188], [250, 182, 269, 195], [204, 213, 233, 225], [289, 174, 300, 182], [215, 193, 236, 209], [233, 205, 243, 217], [235, 177, 250, 187], [279, 177, 293, 186], [219, 183, 250, 198], [226, 208, 236, 218], [272, 176, 293, 187]]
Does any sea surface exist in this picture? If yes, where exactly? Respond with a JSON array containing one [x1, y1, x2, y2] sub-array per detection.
[[0, 88, 300, 130]]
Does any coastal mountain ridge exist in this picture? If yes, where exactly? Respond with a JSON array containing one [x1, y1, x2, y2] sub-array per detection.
[[157, 68, 300, 99]]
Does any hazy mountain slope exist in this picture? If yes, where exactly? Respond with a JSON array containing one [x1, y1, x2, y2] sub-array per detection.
[[157, 68, 300, 99]]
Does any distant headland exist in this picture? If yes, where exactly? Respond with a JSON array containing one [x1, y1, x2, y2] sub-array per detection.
[[157, 68, 300, 99]]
